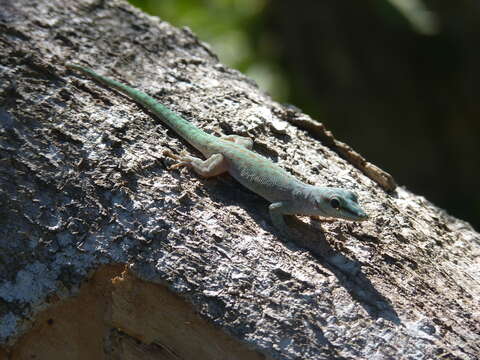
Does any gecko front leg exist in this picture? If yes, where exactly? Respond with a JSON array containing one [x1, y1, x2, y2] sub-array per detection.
[[269, 201, 295, 237]]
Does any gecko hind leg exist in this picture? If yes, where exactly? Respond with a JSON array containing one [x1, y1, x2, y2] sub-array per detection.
[[164, 150, 228, 178], [221, 135, 253, 149]]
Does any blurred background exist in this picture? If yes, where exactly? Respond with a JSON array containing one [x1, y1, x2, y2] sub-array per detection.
[[128, 0, 479, 230]]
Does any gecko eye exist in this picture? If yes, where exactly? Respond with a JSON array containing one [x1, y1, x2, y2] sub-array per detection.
[[350, 192, 358, 202], [330, 198, 340, 210]]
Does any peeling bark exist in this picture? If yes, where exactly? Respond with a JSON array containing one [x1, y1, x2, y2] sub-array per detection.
[[0, 0, 479, 359]]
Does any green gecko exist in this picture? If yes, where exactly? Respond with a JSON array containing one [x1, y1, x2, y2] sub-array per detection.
[[66, 64, 368, 236]]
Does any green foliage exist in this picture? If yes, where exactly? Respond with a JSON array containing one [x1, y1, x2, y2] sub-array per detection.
[[128, 0, 289, 100]]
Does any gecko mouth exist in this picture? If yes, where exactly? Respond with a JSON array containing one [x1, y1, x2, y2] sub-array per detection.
[[342, 206, 368, 220]]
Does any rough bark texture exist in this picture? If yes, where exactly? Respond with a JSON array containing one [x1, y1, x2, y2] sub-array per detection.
[[0, 0, 479, 359]]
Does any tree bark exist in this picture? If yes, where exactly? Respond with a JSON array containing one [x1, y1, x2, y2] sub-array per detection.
[[0, 0, 479, 359]]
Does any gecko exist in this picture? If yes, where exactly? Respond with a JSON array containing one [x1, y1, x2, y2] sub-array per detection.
[[66, 64, 368, 236]]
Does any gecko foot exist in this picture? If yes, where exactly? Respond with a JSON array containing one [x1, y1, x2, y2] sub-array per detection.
[[163, 149, 192, 170]]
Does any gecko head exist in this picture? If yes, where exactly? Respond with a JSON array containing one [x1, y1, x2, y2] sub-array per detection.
[[307, 187, 368, 221]]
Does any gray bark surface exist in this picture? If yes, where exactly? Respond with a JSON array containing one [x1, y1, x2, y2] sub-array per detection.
[[1, 0, 479, 359]]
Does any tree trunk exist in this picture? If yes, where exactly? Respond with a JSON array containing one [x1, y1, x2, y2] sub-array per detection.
[[0, 0, 479, 359]]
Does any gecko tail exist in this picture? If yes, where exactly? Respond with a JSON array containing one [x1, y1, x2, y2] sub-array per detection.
[[65, 63, 210, 151]]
